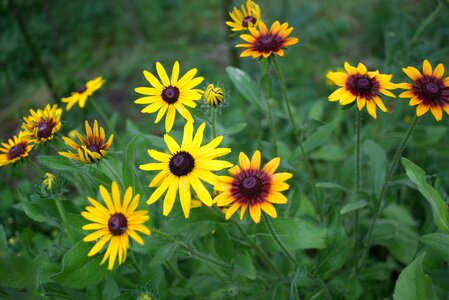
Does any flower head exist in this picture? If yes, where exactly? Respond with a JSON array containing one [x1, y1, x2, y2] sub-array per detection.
[[43, 172, 57, 190], [59, 120, 113, 163], [135, 61, 204, 132], [61, 76, 105, 110], [0, 132, 34, 167], [139, 122, 233, 218], [226, 0, 261, 32], [327, 62, 397, 119], [22, 104, 62, 143], [214, 150, 292, 224], [398, 60, 449, 121], [237, 21, 298, 58], [204, 84, 225, 107], [81, 181, 150, 270]]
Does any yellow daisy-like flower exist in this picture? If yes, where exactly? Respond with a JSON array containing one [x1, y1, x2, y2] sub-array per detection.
[[327, 62, 398, 119], [59, 120, 113, 164], [204, 84, 225, 107], [226, 0, 261, 32], [81, 181, 150, 270], [398, 60, 449, 121], [134, 61, 204, 133], [0, 132, 34, 167], [22, 104, 62, 144], [139, 122, 233, 218], [236, 21, 299, 58], [61, 76, 105, 110], [214, 150, 292, 224], [43, 172, 57, 190]]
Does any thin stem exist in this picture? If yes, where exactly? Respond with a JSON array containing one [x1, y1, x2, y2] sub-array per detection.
[[54, 195, 76, 243], [100, 159, 124, 190], [272, 57, 321, 218], [259, 61, 278, 155], [151, 228, 232, 271], [410, 2, 443, 45], [27, 159, 44, 177], [211, 108, 217, 139], [354, 110, 362, 248], [232, 220, 288, 283], [78, 174, 95, 196], [263, 214, 299, 267], [90, 99, 121, 146], [315, 277, 333, 300], [358, 115, 418, 268]]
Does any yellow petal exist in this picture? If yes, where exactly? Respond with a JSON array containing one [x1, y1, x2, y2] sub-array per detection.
[[163, 177, 179, 216], [249, 203, 261, 223], [423, 60, 432, 76]]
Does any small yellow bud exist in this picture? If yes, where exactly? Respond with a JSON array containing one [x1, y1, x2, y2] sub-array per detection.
[[43, 172, 57, 190], [204, 84, 225, 107]]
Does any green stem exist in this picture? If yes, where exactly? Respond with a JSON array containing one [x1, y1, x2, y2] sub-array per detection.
[[78, 174, 95, 196], [27, 159, 44, 177], [90, 99, 121, 146], [354, 110, 362, 247], [101, 159, 124, 190], [211, 108, 217, 139], [151, 228, 232, 271], [272, 57, 321, 218], [410, 2, 443, 45], [358, 115, 418, 268], [315, 277, 333, 300], [263, 214, 299, 267], [232, 220, 288, 283], [260, 61, 278, 155], [54, 195, 76, 243]]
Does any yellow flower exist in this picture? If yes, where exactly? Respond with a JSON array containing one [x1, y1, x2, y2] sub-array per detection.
[[327, 62, 397, 119], [134, 61, 204, 132], [398, 60, 449, 121], [226, 0, 261, 32], [81, 181, 150, 270], [59, 120, 113, 164], [22, 104, 62, 144], [204, 84, 225, 107], [214, 150, 292, 224], [61, 76, 105, 110], [237, 21, 299, 58], [0, 132, 34, 167], [139, 122, 233, 218], [43, 172, 57, 190]]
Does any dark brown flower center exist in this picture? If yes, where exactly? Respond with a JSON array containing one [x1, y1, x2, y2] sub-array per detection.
[[242, 16, 256, 27], [255, 34, 281, 53], [239, 176, 262, 195], [355, 77, 373, 92], [414, 75, 448, 104], [78, 85, 87, 94], [162, 86, 179, 104], [346, 74, 379, 100], [37, 122, 54, 138], [7, 144, 25, 160], [169, 151, 194, 176], [87, 144, 101, 153], [108, 213, 127, 235]]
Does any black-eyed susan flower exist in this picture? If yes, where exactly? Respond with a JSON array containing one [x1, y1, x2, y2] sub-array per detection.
[[214, 150, 292, 224], [0, 132, 34, 167], [81, 181, 150, 270], [327, 62, 397, 119], [61, 76, 105, 110], [22, 104, 62, 144], [134, 61, 204, 133], [139, 122, 233, 218], [226, 0, 261, 32], [236, 21, 299, 58], [204, 84, 225, 107], [59, 120, 113, 164], [43, 172, 57, 190], [398, 60, 449, 121]]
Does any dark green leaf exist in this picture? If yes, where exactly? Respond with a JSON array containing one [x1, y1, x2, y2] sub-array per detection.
[[0, 225, 8, 254], [234, 253, 256, 279], [260, 73, 272, 98], [122, 134, 141, 188], [213, 223, 233, 262], [220, 123, 247, 136], [316, 182, 348, 192], [302, 122, 336, 153], [37, 155, 80, 172], [363, 140, 387, 195], [402, 157, 449, 233], [226, 66, 265, 112], [0, 254, 35, 289], [420, 233, 449, 261], [340, 200, 368, 214]]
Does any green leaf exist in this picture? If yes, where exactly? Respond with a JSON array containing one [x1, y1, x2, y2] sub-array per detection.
[[0, 225, 8, 254], [150, 242, 179, 266], [102, 277, 120, 300], [402, 157, 449, 233], [122, 134, 141, 189], [220, 123, 247, 136], [226, 66, 265, 112], [20, 197, 58, 225], [420, 233, 449, 261], [0, 254, 35, 289], [259, 217, 327, 250], [37, 155, 80, 172], [302, 122, 336, 153], [393, 253, 437, 300], [363, 140, 387, 195], [213, 223, 233, 262], [260, 73, 272, 98], [340, 200, 368, 215], [315, 212, 352, 275], [234, 253, 256, 279], [52, 241, 110, 288], [315, 182, 348, 192]]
